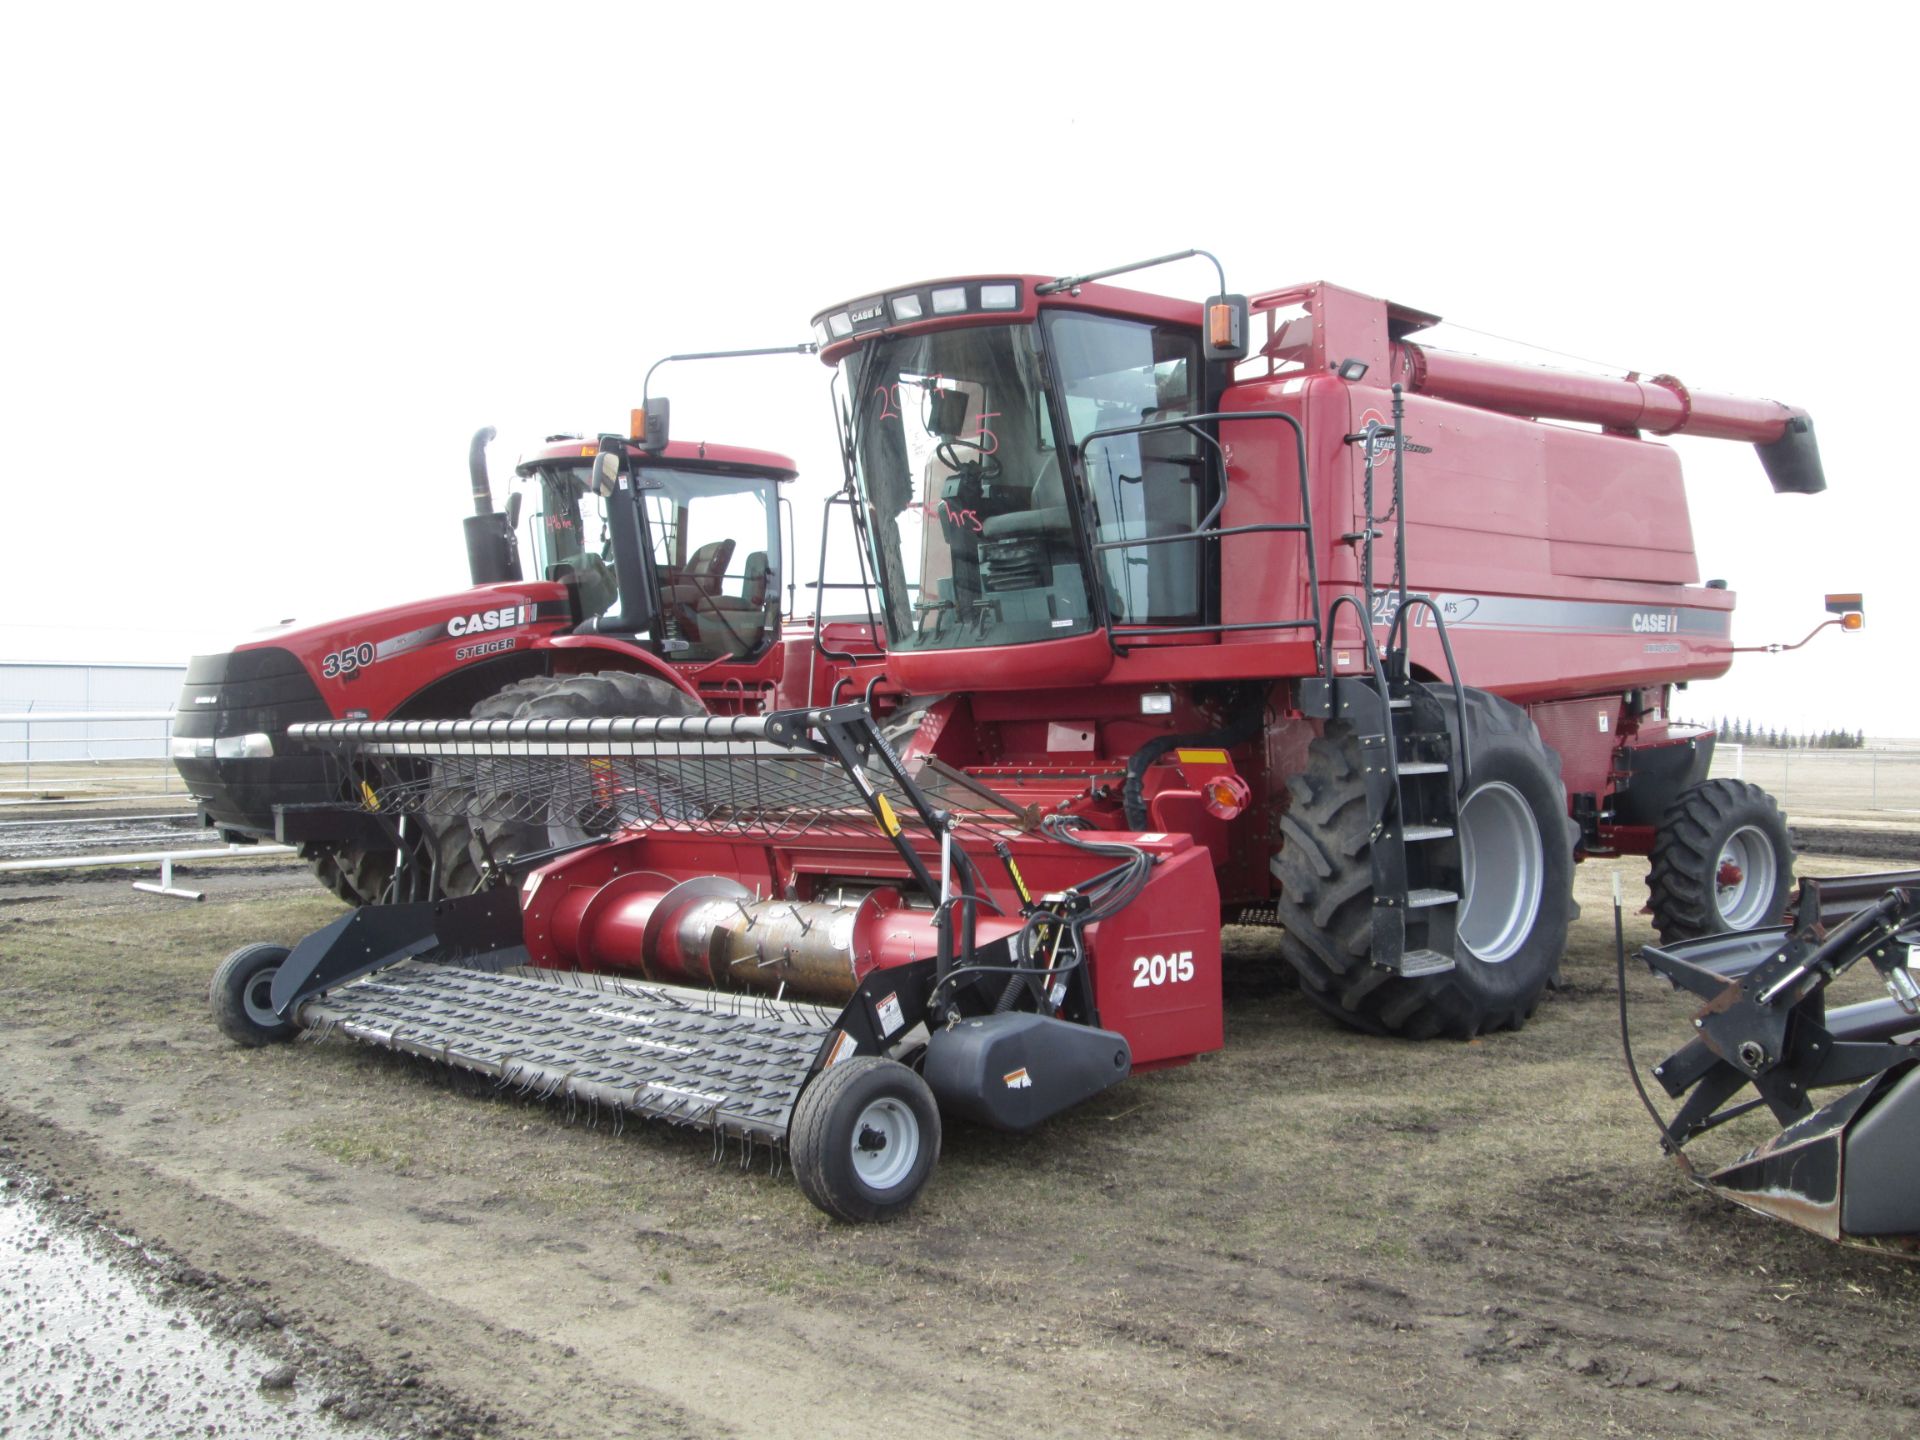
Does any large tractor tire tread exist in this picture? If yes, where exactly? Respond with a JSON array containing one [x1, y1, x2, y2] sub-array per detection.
[[1271, 690, 1577, 1040], [1647, 779, 1794, 943], [458, 670, 705, 879], [301, 841, 394, 907]]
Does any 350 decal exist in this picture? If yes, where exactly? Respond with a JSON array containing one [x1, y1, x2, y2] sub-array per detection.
[[320, 642, 375, 679], [1132, 950, 1196, 987]]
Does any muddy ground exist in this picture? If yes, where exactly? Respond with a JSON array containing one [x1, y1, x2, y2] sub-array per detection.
[[2, 853, 1917, 1440]]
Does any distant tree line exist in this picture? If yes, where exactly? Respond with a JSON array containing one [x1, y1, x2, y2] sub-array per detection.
[[1715, 718, 1865, 750]]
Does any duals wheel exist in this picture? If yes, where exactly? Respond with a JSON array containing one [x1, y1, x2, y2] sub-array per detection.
[[789, 1057, 941, 1222], [1647, 779, 1794, 943], [1270, 688, 1578, 1039], [210, 942, 300, 1047]]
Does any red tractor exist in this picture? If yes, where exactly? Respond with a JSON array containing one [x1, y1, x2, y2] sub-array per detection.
[[806, 252, 1835, 1038], [173, 426, 896, 903]]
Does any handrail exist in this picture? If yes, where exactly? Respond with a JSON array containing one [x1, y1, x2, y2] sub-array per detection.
[[1075, 409, 1319, 655], [1385, 594, 1473, 795]]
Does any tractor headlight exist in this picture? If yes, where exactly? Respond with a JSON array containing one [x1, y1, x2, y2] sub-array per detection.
[[212, 732, 275, 759], [169, 736, 214, 760]]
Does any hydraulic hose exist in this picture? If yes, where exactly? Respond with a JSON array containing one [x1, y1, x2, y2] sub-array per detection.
[[1122, 685, 1267, 830]]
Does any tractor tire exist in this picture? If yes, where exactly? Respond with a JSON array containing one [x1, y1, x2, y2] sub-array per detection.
[[299, 678, 553, 904], [301, 841, 393, 907], [1271, 688, 1577, 1039], [210, 942, 300, 1046], [1647, 780, 1794, 943], [455, 671, 704, 874], [789, 1057, 941, 1222]]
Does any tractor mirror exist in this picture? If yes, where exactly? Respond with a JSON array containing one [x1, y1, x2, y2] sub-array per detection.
[[504, 491, 523, 531], [592, 450, 622, 492], [636, 397, 671, 453], [1824, 592, 1864, 624], [926, 387, 970, 440]]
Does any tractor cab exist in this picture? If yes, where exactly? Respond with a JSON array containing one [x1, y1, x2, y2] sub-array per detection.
[[816, 282, 1218, 673], [511, 439, 795, 662]]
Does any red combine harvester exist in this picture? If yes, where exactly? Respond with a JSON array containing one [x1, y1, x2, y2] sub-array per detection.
[[173, 426, 897, 904], [209, 253, 1879, 1225]]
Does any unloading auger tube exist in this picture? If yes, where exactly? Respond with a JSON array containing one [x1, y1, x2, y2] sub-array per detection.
[[1620, 869, 1920, 1252], [208, 704, 1226, 1220]]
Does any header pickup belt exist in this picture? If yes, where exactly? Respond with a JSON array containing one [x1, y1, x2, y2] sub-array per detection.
[[299, 962, 836, 1144]]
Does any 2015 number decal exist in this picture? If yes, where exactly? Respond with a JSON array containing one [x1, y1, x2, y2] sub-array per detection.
[[1132, 950, 1196, 987], [320, 642, 375, 679]]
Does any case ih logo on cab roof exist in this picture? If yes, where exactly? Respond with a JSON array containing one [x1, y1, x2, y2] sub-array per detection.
[[447, 605, 529, 638], [847, 302, 884, 325]]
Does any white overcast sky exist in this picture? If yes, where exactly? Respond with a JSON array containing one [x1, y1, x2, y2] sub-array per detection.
[[2, 4, 1910, 735]]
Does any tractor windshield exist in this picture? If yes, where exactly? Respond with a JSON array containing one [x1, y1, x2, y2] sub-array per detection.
[[522, 463, 619, 621], [517, 463, 779, 660], [843, 325, 1094, 650]]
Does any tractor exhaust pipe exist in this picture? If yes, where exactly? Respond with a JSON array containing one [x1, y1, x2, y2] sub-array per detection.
[[462, 426, 523, 585], [1395, 343, 1827, 494], [468, 425, 499, 515]]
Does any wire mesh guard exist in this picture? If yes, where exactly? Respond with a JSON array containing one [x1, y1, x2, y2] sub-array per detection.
[[288, 710, 1011, 846]]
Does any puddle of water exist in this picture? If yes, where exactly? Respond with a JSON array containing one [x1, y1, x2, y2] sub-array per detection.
[[0, 1185, 375, 1438]]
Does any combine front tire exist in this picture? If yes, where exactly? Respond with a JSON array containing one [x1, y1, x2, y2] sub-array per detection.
[[210, 943, 299, 1047], [1647, 780, 1793, 942], [790, 1058, 941, 1222], [1271, 689, 1577, 1039]]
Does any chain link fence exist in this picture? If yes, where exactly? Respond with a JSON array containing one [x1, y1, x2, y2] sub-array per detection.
[[1710, 743, 1920, 817]]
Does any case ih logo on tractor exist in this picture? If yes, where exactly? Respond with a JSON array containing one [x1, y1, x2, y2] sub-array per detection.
[[199, 252, 1911, 1245]]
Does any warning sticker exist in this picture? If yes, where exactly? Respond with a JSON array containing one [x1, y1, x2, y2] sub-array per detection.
[[825, 1030, 858, 1067], [1174, 748, 1230, 765], [875, 991, 905, 1037], [1003, 1067, 1033, 1090]]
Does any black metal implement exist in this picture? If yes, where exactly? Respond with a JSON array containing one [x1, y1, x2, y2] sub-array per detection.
[[300, 962, 835, 1144], [1628, 873, 1920, 1251]]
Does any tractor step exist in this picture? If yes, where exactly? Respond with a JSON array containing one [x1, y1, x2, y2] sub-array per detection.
[[1392, 947, 1457, 977], [299, 961, 835, 1144], [1406, 887, 1459, 908], [1396, 760, 1449, 775], [1401, 823, 1454, 842]]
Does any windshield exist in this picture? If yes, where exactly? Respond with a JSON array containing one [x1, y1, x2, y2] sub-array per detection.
[[516, 462, 780, 660], [640, 468, 780, 661], [844, 324, 1093, 650], [521, 463, 619, 621]]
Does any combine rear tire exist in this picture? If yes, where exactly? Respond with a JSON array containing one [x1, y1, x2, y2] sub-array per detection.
[[210, 943, 299, 1047], [790, 1058, 941, 1222], [1647, 780, 1794, 942], [1271, 688, 1577, 1039]]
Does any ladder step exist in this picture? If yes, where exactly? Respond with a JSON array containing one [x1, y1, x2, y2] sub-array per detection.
[[1396, 947, 1457, 977], [1407, 887, 1459, 908], [1388, 697, 1412, 710], [1402, 824, 1454, 842], [1396, 760, 1449, 775]]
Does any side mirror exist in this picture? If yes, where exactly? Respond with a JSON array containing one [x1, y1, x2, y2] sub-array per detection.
[[632, 398, 671, 454], [592, 448, 623, 493], [926, 387, 970, 439], [1202, 293, 1250, 363], [504, 490, 523, 532], [1825, 592, 1864, 630]]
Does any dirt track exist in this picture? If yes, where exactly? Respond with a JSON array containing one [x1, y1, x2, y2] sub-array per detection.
[[2, 855, 1918, 1439]]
